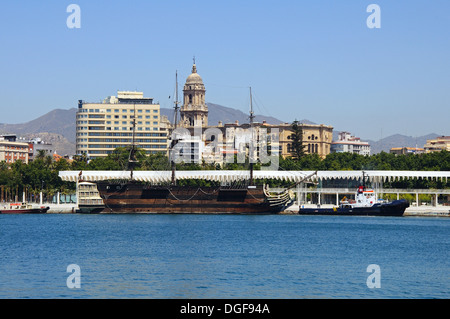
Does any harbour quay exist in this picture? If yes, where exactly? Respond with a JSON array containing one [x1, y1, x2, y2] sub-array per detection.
[[46, 203, 77, 214]]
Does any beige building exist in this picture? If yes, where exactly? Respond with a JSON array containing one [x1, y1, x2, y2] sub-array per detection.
[[423, 136, 450, 153], [0, 135, 29, 164], [76, 91, 169, 158], [212, 121, 333, 159], [278, 122, 333, 158]]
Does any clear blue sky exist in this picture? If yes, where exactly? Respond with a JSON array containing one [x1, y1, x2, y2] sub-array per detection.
[[0, 0, 449, 141]]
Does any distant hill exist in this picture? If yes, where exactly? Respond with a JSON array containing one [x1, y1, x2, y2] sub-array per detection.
[[0, 108, 77, 156], [161, 102, 287, 126], [0, 108, 77, 141]]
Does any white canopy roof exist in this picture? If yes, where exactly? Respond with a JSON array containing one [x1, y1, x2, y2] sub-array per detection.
[[58, 170, 450, 183]]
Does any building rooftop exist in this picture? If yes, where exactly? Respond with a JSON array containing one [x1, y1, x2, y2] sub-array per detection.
[[78, 91, 156, 107]]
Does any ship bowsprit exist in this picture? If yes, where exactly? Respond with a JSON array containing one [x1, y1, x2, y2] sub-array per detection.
[[264, 187, 295, 208]]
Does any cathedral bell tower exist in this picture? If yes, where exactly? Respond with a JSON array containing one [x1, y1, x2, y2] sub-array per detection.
[[180, 61, 208, 128]]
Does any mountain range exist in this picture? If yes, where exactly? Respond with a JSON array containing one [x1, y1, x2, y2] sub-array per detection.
[[160, 103, 290, 127], [0, 103, 440, 156]]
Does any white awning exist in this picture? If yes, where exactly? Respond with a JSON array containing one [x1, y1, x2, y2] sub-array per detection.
[[58, 170, 450, 183]]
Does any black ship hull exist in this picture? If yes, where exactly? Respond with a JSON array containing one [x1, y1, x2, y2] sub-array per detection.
[[298, 199, 409, 217], [95, 182, 294, 214], [77, 205, 106, 214]]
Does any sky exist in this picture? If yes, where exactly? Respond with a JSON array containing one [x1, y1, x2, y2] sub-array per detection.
[[0, 0, 449, 141]]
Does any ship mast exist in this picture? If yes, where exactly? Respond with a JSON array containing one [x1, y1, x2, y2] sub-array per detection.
[[171, 71, 180, 185], [249, 86, 255, 186], [128, 103, 138, 180], [362, 170, 366, 189]]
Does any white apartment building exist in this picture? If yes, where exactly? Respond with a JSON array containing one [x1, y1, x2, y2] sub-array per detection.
[[423, 136, 450, 153], [331, 131, 371, 156], [76, 91, 169, 158]]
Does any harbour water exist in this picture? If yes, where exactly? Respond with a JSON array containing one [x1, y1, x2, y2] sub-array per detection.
[[0, 214, 448, 299]]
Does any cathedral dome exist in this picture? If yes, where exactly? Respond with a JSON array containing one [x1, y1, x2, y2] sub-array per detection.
[[185, 64, 204, 85]]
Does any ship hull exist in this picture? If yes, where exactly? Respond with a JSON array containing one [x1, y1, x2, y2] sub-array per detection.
[[95, 182, 293, 214], [77, 205, 106, 214], [298, 199, 409, 217]]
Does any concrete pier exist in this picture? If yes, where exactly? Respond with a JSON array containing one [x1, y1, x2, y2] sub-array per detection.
[[46, 203, 77, 214]]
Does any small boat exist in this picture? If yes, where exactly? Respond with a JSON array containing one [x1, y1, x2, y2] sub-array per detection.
[[0, 202, 50, 214], [299, 181, 409, 217]]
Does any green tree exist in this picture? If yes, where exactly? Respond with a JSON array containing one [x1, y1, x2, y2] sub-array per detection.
[[290, 120, 306, 160], [141, 153, 170, 171], [71, 153, 89, 170]]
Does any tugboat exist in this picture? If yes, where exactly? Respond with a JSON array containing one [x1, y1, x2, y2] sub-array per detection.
[[0, 202, 50, 214], [298, 175, 409, 217]]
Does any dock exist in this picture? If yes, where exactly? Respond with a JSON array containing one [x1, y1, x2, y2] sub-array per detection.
[[46, 203, 77, 214]]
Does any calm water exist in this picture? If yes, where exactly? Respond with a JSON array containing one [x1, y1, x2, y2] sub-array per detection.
[[0, 214, 448, 299]]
